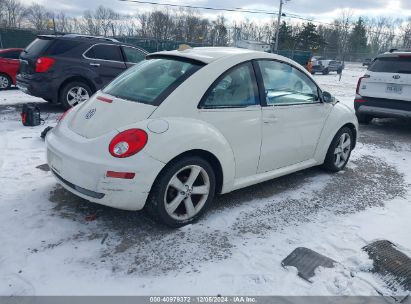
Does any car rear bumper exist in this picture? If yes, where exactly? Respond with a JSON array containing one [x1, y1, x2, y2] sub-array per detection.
[[355, 96, 411, 119], [311, 66, 324, 72], [16, 73, 56, 101], [45, 119, 165, 211], [357, 106, 411, 119]]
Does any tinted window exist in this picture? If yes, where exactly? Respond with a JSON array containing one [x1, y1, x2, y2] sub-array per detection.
[[24, 38, 53, 56], [103, 58, 203, 105], [0, 50, 21, 59], [202, 63, 258, 108], [46, 40, 81, 56], [123, 46, 145, 63], [258, 60, 319, 105], [369, 56, 411, 74], [85, 44, 123, 62]]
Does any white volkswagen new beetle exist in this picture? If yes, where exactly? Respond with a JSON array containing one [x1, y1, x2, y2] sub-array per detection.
[[46, 47, 358, 227]]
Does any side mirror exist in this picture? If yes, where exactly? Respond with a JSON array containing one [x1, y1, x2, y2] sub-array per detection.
[[322, 91, 335, 103]]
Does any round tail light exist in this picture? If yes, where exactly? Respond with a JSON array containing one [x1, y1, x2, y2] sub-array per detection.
[[109, 129, 148, 158]]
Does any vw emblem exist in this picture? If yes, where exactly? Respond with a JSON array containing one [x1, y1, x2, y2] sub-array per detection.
[[85, 108, 96, 119], [393, 75, 401, 79]]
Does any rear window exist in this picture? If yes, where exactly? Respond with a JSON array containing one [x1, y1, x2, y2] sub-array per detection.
[[103, 58, 204, 105], [45, 40, 81, 56], [84, 44, 123, 62], [24, 38, 53, 56], [369, 56, 411, 74]]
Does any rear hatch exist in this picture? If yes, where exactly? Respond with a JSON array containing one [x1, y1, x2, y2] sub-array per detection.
[[19, 36, 55, 74], [69, 93, 157, 138], [360, 54, 411, 102], [68, 55, 205, 138]]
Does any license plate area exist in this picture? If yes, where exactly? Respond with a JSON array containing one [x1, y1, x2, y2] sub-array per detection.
[[386, 84, 403, 94]]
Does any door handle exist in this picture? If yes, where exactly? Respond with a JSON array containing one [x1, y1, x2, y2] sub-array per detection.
[[89, 63, 100, 67]]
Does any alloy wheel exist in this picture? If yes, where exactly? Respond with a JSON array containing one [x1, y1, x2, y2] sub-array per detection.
[[334, 132, 351, 168], [164, 165, 210, 221], [66, 86, 89, 106], [0, 75, 10, 89]]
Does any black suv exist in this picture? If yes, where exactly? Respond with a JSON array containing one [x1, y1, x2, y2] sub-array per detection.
[[17, 34, 148, 109]]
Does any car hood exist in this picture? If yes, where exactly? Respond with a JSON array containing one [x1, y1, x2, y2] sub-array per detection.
[[68, 92, 157, 138]]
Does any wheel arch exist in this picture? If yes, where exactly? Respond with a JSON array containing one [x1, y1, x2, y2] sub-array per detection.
[[151, 149, 224, 195], [342, 122, 357, 149], [58, 76, 97, 100], [314, 105, 358, 164]]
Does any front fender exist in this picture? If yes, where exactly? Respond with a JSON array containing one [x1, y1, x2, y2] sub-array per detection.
[[118, 118, 237, 194], [314, 102, 359, 163]]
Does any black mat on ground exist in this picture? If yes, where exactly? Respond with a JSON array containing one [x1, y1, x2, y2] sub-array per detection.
[[281, 247, 336, 282], [363, 240, 411, 292]]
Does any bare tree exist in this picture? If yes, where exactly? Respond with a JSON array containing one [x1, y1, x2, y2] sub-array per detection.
[[0, 0, 27, 28], [26, 3, 52, 30], [400, 17, 411, 48]]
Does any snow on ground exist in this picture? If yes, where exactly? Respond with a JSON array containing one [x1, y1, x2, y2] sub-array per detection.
[[0, 63, 410, 296]]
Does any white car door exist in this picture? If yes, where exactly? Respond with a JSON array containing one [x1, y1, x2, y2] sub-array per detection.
[[198, 62, 262, 179], [256, 60, 330, 173]]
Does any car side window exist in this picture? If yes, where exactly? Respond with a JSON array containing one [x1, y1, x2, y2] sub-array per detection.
[[202, 63, 259, 108], [257, 60, 319, 106], [122, 46, 146, 63], [85, 44, 123, 62]]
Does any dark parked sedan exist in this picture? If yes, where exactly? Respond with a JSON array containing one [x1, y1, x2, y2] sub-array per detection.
[[17, 34, 147, 109]]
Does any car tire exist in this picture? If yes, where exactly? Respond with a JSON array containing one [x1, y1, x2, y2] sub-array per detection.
[[323, 127, 353, 172], [322, 68, 329, 75], [146, 156, 216, 228], [0, 73, 11, 90], [356, 114, 373, 124], [60, 81, 92, 110]]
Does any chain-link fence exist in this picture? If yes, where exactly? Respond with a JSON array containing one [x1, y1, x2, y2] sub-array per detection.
[[0, 28, 210, 52], [0, 28, 37, 49]]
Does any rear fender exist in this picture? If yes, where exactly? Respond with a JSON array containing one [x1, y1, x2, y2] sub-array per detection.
[[117, 117, 236, 193]]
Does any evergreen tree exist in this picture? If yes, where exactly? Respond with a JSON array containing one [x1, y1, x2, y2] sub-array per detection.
[[278, 21, 294, 49], [295, 22, 325, 51], [348, 17, 368, 54]]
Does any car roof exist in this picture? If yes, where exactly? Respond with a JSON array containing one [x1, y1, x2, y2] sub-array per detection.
[[379, 49, 411, 58], [38, 34, 119, 43], [35, 34, 148, 53], [148, 47, 266, 64]]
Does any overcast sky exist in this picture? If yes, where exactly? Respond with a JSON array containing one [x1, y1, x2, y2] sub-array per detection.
[[32, 0, 411, 23]]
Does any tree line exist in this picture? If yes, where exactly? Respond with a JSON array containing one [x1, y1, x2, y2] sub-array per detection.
[[1, 0, 411, 59]]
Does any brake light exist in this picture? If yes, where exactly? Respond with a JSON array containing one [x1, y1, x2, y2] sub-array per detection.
[[35, 57, 55, 73], [109, 129, 148, 158], [356, 75, 370, 94], [58, 108, 72, 122]]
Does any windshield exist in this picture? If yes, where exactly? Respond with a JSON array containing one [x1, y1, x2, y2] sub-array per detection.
[[368, 56, 411, 74], [103, 58, 204, 105]]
